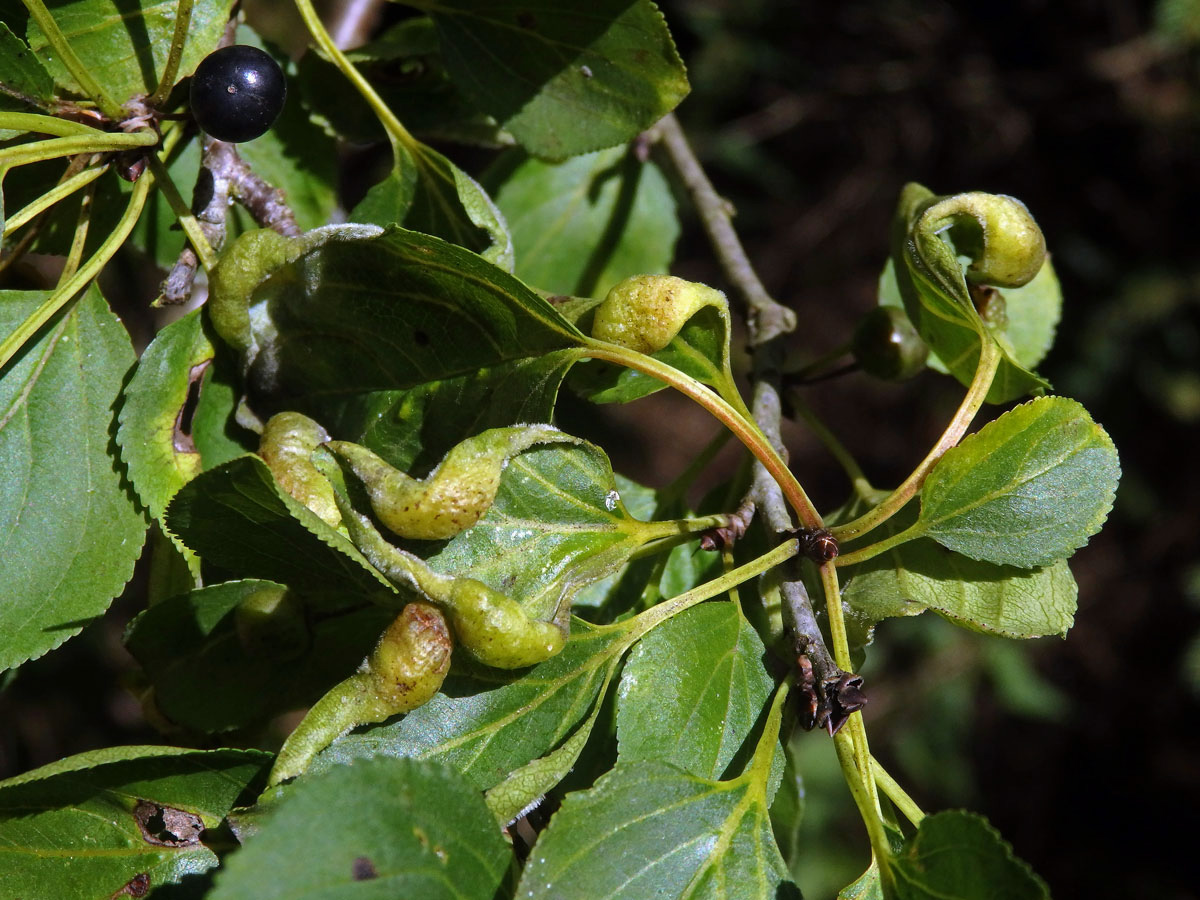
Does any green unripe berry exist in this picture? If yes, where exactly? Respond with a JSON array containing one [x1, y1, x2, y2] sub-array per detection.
[[852, 306, 929, 380]]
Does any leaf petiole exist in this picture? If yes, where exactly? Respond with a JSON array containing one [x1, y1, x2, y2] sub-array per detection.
[[145, 153, 217, 270], [833, 520, 924, 567], [871, 754, 926, 826], [0, 130, 158, 167], [0, 111, 102, 138], [21, 0, 125, 119], [147, 0, 195, 110], [831, 335, 1001, 542], [583, 340, 823, 531], [1, 162, 109, 237]]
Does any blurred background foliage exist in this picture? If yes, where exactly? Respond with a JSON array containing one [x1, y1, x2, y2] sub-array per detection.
[[1, 1, 1198, 897]]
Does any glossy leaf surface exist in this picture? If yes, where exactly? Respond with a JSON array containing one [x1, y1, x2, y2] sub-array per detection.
[[207, 225, 584, 411], [491, 146, 678, 298], [166, 454, 396, 597], [919, 397, 1120, 567], [616, 601, 776, 778]]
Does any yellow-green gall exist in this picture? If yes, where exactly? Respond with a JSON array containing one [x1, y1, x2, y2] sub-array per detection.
[[362, 601, 454, 715], [920, 192, 1047, 288], [267, 602, 452, 786], [258, 412, 342, 529], [442, 578, 566, 670], [327, 426, 577, 541], [591, 275, 727, 354]]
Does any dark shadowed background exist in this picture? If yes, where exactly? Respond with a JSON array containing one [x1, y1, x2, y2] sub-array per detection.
[[2, 2, 1197, 897]]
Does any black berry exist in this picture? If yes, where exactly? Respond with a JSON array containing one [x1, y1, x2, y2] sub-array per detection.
[[190, 45, 286, 143]]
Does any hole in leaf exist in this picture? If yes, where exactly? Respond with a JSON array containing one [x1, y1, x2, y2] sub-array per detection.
[[174, 360, 211, 454], [108, 872, 150, 899], [133, 800, 204, 847]]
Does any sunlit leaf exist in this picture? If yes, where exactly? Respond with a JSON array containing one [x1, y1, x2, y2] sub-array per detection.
[[432, 0, 689, 160], [0, 286, 146, 670], [26, 0, 234, 104], [208, 758, 508, 900], [0, 746, 267, 900], [919, 397, 1120, 567], [490, 146, 678, 298]]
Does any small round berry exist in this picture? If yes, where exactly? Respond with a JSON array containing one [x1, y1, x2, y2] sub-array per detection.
[[190, 45, 286, 143], [851, 305, 929, 381]]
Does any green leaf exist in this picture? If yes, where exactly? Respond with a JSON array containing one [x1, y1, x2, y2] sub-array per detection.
[[844, 537, 1078, 639], [351, 141, 514, 271], [888, 183, 1051, 403], [207, 224, 584, 412], [840, 501, 1080, 639], [165, 454, 397, 597], [878, 255, 1062, 377], [432, 0, 689, 161], [0, 286, 147, 671], [334, 352, 580, 473], [125, 579, 395, 732], [572, 303, 733, 403], [518, 682, 794, 899], [26, 0, 235, 104], [0, 22, 54, 113], [490, 146, 679, 298], [518, 760, 793, 899], [208, 758, 509, 900], [616, 600, 775, 778], [297, 17, 506, 146], [919, 396, 1120, 567], [484, 679, 608, 824], [309, 620, 628, 791], [0, 746, 268, 900], [890, 810, 1049, 899], [839, 863, 884, 900], [423, 442, 700, 624], [770, 739, 806, 885], [993, 256, 1061, 371], [117, 309, 211, 523]]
